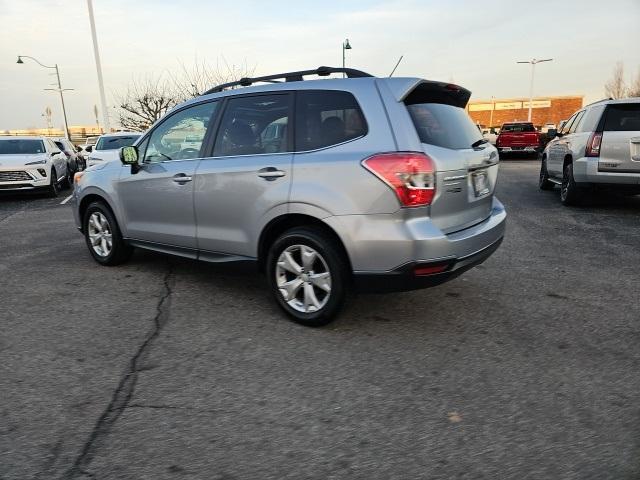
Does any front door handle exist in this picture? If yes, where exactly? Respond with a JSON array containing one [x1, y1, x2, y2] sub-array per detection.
[[172, 173, 192, 183], [257, 167, 285, 180]]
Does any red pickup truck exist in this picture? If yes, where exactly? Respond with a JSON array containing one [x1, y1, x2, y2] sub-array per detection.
[[496, 122, 541, 157]]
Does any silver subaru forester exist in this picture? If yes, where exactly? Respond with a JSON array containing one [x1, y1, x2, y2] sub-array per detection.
[[72, 67, 506, 326]]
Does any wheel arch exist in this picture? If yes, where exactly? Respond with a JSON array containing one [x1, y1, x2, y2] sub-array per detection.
[[78, 192, 119, 233], [257, 213, 353, 274]]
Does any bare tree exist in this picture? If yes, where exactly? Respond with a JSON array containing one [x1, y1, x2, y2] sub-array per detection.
[[604, 62, 627, 99], [170, 57, 256, 101], [628, 68, 640, 98], [116, 75, 179, 132]]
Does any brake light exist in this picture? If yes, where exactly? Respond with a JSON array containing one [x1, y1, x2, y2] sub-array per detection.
[[362, 152, 435, 207], [585, 132, 602, 157]]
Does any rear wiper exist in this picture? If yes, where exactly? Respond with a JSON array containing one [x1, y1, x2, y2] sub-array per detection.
[[471, 138, 489, 148]]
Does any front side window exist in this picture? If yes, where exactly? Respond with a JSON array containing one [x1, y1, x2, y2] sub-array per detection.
[[295, 90, 367, 151], [144, 101, 217, 163], [560, 113, 577, 135], [96, 135, 141, 151], [0, 139, 45, 154], [214, 94, 290, 157]]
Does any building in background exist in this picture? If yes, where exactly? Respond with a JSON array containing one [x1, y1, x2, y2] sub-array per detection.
[[0, 125, 112, 144], [467, 95, 584, 129]]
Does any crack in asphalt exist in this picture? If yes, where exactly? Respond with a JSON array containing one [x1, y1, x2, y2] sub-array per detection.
[[61, 263, 174, 480]]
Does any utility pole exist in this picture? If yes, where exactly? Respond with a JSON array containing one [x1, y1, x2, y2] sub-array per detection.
[[17, 56, 72, 140], [517, 58, 553, 122], [87, 0, 111, 132]]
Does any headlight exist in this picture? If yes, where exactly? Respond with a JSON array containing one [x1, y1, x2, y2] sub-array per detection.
[[25, 159, 47, 165], [74, 171, 85, 184]]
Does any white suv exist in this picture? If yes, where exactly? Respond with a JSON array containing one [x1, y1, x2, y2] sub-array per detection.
[[0, 136, 70, 196], [86, 132, 141, 168], [540, 98, 640, 204]]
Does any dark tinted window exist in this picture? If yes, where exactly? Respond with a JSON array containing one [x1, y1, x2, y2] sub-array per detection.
[[295, 90, 366, 151], [0, 139, 45, 154], [408, 103, 482, 149], [54, 141, 65, 151], [96, 135, 141, 150], [214, 94, 289, 157], [501, 123, 536, 132], [603, 104, 640, 131]]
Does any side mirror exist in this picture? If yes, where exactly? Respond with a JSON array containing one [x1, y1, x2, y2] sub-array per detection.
[[85, 145, 93, 153], [120, 146, 140, 173]]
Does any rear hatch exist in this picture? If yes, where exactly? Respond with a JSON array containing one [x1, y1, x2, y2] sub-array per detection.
[[403, 83, 499, 233], [598, 102, 640, 173], [497, 123, 539, 148]]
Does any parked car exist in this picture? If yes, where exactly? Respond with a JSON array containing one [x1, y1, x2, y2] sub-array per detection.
[[539, 98, 640, 205], [482, 128, 498, 145], [53, 137, 85, 175], [496, 122, 540, 157], [86, 132, 141, 168], [78, 136, 98, 162], [72, 66, 506, 326], [0, 136, 70, 196]]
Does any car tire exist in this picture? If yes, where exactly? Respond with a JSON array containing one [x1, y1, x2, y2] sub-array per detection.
[[267, 227, 349, 326], [83, 201, 133, 266], [539, 157, 554, 190], [64, 165, 74, 189], [560, 162, 582, 206], [47, 167, 59, 197]]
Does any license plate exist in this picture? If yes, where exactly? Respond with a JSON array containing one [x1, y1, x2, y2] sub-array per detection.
[[472, 170, 490, 197]]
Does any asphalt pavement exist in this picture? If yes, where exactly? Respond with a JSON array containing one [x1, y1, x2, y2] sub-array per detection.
[[1, 160, 639, 479]]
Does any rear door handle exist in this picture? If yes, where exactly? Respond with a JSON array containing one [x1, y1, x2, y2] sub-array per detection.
[[172, 173, 192, 183], [257, 167, 285, 180]]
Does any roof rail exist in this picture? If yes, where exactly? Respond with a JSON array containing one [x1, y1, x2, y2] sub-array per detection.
[[203, 66, 374, 95]]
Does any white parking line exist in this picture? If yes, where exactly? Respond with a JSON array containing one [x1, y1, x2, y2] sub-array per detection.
[[60, 195, 73, 205]]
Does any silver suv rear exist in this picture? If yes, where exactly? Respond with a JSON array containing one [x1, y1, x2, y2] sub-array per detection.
[[540, 98, 640, 204], [71, 67, 506, 326]]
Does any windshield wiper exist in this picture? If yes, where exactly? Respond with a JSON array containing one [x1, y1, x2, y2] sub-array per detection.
[[471, 138, 489, 148]]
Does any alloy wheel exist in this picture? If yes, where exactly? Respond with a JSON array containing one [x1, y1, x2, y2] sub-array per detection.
[[87, 212, 113, 257], [275, 244, 331, 313]]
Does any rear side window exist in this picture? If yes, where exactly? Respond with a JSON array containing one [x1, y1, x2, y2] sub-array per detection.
[[603, 104, 640, 131], [501, 123, 536, 132], [214, 94, 290, 156], [407, 103, 482, 149], [568, 111, 585, 134], [578, 105, 605, 133], [295, 90, 367, 151]]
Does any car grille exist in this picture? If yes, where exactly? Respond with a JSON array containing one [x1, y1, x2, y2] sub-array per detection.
[[0, 171, 32, 182]]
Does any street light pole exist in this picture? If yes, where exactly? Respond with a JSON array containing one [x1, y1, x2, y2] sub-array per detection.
[[86, 0, 111, 133], [17, 55, 72, 140], [517, 58, 553, 122], [342, 39, 352, 77]]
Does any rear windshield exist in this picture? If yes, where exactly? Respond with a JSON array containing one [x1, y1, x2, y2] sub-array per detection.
[[0, 139, 45, 154], [96, 135, 140, 150], [501, 123, 535, 132], [406, 103, 483, 150], [603, 104, 640, 131]]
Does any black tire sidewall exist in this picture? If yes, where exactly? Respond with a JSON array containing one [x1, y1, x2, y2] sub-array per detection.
[[83, 202, 131, 266], [539, 157, 554, 190], [48, 167, 59, 197], [561, 162, 580, 205], [267, 227, 348, 326]]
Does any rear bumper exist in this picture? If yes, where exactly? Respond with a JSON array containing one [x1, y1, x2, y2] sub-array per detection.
[[354, 236, 503, 293], [497, 146, 540, 153], [573, 157, 640, 185], [326, 197, 506, 293]]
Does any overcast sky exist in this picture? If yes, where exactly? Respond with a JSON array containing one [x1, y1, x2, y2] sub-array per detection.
[[1, 0, 638, 130]]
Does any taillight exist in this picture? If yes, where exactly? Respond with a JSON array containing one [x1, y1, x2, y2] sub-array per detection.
[[362, 152, 436, 207], [585, 132, 602, 157]]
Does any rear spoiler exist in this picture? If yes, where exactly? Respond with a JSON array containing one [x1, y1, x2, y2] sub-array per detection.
[[380, 78, 472, 108]]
